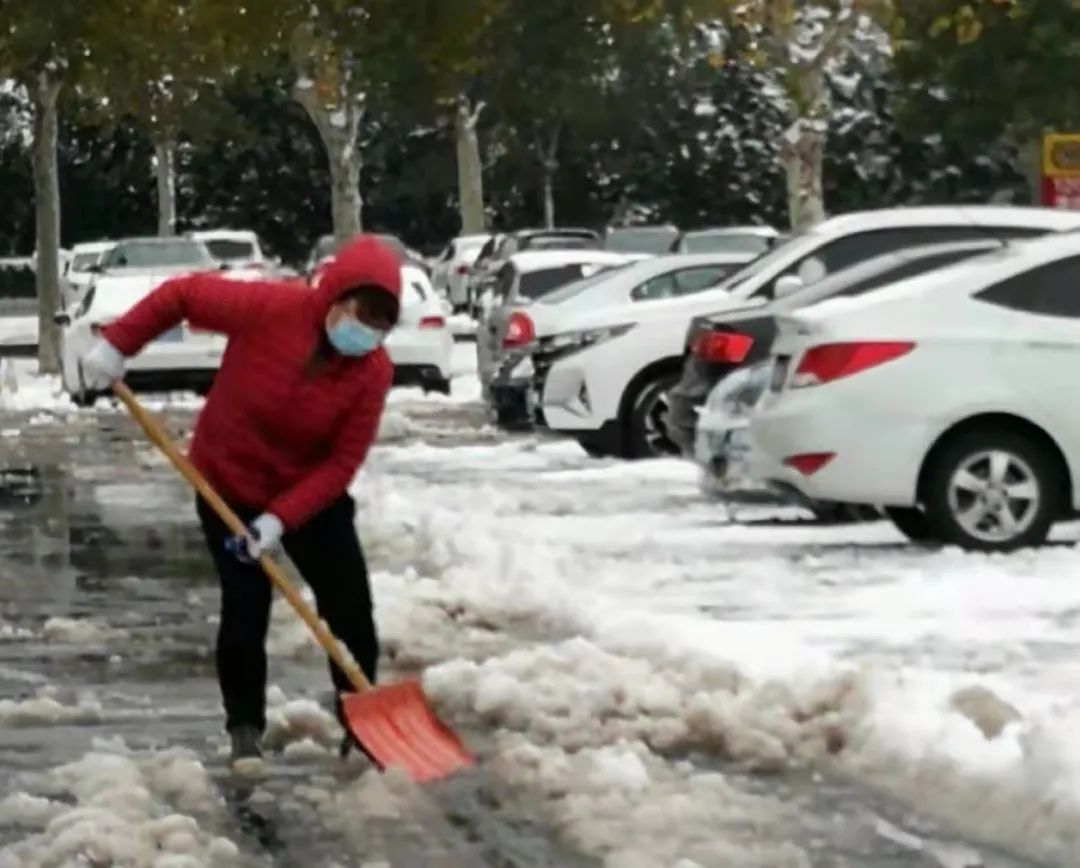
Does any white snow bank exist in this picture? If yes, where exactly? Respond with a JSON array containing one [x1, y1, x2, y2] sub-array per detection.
[[350, 441, 1080, 866], [0, 687, 103, 727], [0, 741, 239, 868], [0, 360, 75, 414]]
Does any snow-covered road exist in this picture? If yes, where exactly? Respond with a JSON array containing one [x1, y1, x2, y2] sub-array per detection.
[[0, 348, 1075, 866]]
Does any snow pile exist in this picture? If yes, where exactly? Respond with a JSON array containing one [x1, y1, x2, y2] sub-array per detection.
[[0, 687, 103, 727], [348, 442, 1080, 866], [0, 741, 239, 868], [0, 360, 74, 414], [42, 616, 120, 645]]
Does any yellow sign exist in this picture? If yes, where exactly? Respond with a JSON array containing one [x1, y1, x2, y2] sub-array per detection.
[[1043, 133, 1080, 179]]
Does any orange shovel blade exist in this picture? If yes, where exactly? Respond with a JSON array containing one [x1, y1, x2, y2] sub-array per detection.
[[341, 679, 474, 783]]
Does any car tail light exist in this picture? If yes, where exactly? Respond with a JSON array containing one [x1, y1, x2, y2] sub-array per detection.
[[692, 331, 753, 363], [791, 341, 914, 388], [503, 312, 535, 348], [418, 315, 445, 329], [455, 264, 470, 275], [783, 452, 835, 475]]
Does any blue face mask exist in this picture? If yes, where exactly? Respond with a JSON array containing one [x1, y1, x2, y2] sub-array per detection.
[[326, 319, 385, 356]]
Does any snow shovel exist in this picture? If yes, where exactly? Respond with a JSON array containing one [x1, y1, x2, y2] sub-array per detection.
[[111, 381, 474, 783]]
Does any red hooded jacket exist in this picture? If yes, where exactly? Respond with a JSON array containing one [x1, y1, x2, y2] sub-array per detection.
[[101, 235, 401, 530]]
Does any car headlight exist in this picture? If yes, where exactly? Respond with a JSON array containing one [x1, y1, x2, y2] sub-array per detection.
[[544, 323, 635, 353]]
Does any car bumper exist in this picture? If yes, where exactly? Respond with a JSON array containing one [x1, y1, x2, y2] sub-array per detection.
[[386, 333, 453, 379], [539, 362, 604, 433], [670, 372, 729, 456], [750, 396, 930, 506]]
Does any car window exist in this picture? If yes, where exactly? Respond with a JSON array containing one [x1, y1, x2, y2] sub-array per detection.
[[674, 265, 735, 295], [70, 251, 105, 271], [975, 255, 1080, 316], [203, 239, 256, 261], [518, 264, 608, 299], [760, 225, 1051, 299], [631, 273, 678, 301]]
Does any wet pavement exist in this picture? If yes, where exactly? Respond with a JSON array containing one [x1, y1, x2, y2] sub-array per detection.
[[0, 399, 1049, 867]]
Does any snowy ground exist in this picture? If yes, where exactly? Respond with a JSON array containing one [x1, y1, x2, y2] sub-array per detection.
[[0, 346, 1074, 866]]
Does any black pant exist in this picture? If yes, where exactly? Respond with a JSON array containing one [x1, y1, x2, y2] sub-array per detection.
[[196, 493, 379, 733]]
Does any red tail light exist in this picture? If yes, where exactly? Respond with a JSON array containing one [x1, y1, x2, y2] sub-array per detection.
[[692, 331, 753, 363], [792, 341, 914, 388], [783, 452, 835, 475], [455, 264, 470, 275], [503, 311, 535, 348], [418, 315, 445, 329]]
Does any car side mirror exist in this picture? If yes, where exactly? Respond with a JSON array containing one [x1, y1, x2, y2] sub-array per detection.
[[53, 311, 70, 326], [773, 274, 803, 298]]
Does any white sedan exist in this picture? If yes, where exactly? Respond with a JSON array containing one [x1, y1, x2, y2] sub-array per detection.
[[749, 231, 1080, 552], [385, 265, 454, 394], [58, 237, 228, 405]]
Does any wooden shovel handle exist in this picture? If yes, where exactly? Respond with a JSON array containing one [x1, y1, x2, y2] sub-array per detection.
[[111, 381, 372, 694]]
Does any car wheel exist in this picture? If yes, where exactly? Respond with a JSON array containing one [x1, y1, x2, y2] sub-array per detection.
[[575, 431, 617, 458], [883, 506, 938, 543], [921, 428, 1060, 552], [423, 378, 451, 396], [71, 391, 98, 408], [625, 373, 681, 459]]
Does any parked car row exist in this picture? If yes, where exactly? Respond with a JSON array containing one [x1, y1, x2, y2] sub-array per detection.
[[461, 206, 1080, 552], [428, 223, 784, 317]]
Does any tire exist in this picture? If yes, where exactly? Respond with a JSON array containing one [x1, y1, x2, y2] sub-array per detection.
[[423, 378, 451, 396], [884, 506, 938, 543], [72, 391, 98, 408], [921, 427, 1060, 552], [624, 372, 681, 459]]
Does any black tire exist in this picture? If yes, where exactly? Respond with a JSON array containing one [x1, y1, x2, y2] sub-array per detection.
[[423, 378, 452, 396], [72, 391, 98, 408], [884, 506, 938, 543], [921, 427, 1060, 552], [624, 372, 681, 459]]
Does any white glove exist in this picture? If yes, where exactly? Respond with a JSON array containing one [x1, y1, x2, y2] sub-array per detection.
[[246, 513, 284, 560], [79, 338, 125, 391]]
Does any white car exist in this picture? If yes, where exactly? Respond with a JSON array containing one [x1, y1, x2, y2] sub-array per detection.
[[58, 237, 227, 405], [749, 229, 1080, 552], [536, 205, 1080, 459], [63, 240, 116, 308], [673, 225, 781, 255], [385, 265, 454, 394], [186, 229, 276, 279], [431, 234, 491, 311]]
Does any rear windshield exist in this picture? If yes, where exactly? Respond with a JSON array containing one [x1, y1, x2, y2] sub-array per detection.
[[102, 240, 213, 268], [605, 228, 679, 254], [539, 263, 631, 303], [203, 239, 256, 261], [519, 264, 613, 299]]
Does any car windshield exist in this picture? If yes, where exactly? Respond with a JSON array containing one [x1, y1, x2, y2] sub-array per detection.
[[103, 240, 213, 268], [203, 239, 256, 261], [519, 264, 614, 299], [70, 251, 105, 271], [605, 228, 679, 254], [682, 232, 773, 255]]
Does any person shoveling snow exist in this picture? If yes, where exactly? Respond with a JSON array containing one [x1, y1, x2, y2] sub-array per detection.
[[78, 235, 400, 771]]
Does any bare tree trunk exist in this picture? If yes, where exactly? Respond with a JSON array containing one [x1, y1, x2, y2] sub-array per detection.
[[1013, 131, 1044, 205], [295, 80, 364, 241], [153, 137, 177, 236], [781, 119, 827, 233], [539, 124, 561, 229], [31, 71, 62, 375], [455, 95, 486, 234]]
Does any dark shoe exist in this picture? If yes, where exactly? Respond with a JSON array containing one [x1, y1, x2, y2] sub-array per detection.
[[228, 725, 264, 773]]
